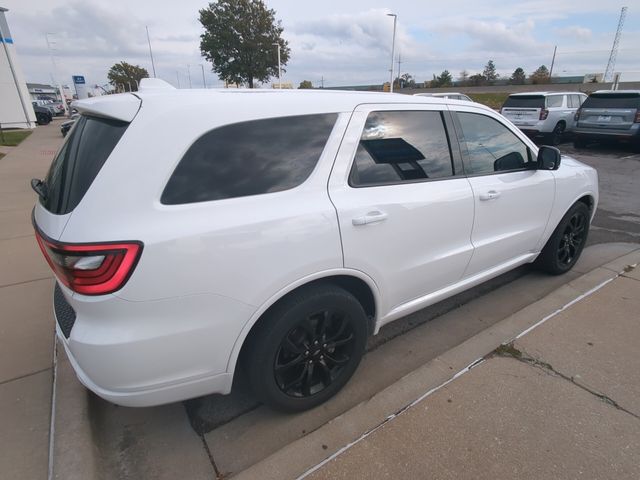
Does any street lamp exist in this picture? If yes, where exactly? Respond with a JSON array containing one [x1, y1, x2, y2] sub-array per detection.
[[273, 43, 282, 89], [387, 13, 397, 93], [187, 65, 192, 88], [200, 64, 206, 88]]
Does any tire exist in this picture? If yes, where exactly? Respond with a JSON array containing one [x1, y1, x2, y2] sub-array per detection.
[[548, 122, 565, 146], [244, 284, 368, 412], [536, 202, 590, 275], [36, 113, 50, 126]]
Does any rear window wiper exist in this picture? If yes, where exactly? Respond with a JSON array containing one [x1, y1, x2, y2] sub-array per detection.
[[31, 178, 48, 201]]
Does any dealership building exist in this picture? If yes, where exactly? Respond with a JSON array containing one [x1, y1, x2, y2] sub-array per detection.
[[1, 7, 35, 129]]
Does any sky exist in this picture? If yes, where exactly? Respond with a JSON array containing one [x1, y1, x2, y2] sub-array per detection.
[[2, 0, 639, 89]]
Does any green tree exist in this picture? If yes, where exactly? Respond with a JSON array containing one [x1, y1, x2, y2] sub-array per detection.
[[107, 61, 149, 92], [400, 73, 416, 88], [199, 0, 290, 88], [483, 60, 498, 84], [530, 65, 550, 84], [433, 70, 452, 87], [510, 67, 526, 85], [298, 80, 313, 89], [469, 73, 485, 86]]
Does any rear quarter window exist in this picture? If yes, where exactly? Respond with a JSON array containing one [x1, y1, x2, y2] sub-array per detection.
[[161, 113, 338, 205], [41, 115, 129, 215]]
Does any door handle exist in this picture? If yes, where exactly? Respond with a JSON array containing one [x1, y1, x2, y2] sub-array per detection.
[[479, 190, 501, 201], [352, 210, 388, 226]]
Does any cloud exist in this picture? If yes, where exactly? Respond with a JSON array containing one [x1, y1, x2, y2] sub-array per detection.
[[555, 25, 592, 41]]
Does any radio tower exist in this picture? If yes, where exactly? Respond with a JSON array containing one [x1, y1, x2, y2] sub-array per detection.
[[603, 6, 628, 82]]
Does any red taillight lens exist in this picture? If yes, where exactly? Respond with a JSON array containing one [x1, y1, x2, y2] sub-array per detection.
[[539, 109, 549, 120], [34, 229, 142, 295], [574, 108, 582, 122]]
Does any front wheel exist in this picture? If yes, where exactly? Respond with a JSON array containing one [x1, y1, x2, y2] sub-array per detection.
[[536, 202, 590, 275], [244, 285, 368, 412]]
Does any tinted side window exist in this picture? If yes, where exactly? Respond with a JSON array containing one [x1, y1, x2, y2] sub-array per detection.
[[42, 115, 129, 214], [161, 114, 337, 204], [349, 111, 454, 187], [457, 112, 531, 175]]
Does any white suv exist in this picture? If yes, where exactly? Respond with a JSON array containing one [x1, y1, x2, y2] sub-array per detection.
[[32, 79, 598, 411], [501, 92, 587, 145]]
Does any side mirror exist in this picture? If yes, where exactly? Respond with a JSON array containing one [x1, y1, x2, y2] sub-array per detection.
[[537, 146, 561, 170]]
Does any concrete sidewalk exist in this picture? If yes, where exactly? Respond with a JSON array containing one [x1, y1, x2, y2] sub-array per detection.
[[305, 269, 640, 479], [0, 121, 63, 480]]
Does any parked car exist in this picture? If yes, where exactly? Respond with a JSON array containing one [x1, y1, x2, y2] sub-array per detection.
[[32, 101, 57, 118], [573, 90, 640, 151], [60, 114, 79, 137], [49, 102, 66, 116], [32, 104, 52, 125], [500, 92, 587, 145], [31, 80, 598, 411], [414, 92, 473, 102]]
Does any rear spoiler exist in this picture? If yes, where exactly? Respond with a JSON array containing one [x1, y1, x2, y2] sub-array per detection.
[[71, 94, 141, 122]]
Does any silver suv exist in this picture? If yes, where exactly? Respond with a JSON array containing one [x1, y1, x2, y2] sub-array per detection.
[[573, 90, 640, 151], [501, 92, 587, 145]]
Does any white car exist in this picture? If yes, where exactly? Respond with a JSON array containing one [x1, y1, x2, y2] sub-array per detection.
[[32, 79, 598, 411], [501, 92, 587, 145], [414, 92, 473, 102]]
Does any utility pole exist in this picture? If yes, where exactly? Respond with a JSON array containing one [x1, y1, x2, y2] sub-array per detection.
[[387, 13, 397, 93], [604, 6, 628, 83], [45, 32, 68, 115], [273, 43, 282, 88], [321, 76, 324, 89], [548, 45, 557, 78], [397, 52, 402, 88], [176, 71, 180, 89], [187, 65, 192, 88], [146, 26, 156, 78], [200, 64, 206, 88]]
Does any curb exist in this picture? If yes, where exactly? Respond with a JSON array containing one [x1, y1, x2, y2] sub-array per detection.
[[233, 248, 640, 480]]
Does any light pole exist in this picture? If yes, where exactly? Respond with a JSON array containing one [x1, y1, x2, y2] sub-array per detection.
[[146, 26, 156, 77], [273, 43, 282, 89], [200, 64, 206, 88], [187, 65, 192, 88], [387, 13, 397, 93], [45, 32, 69, 114]]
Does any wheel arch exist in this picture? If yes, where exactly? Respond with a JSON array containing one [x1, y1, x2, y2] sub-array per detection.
[[538, 192, 596, 252], [226, 269, 381, 377]]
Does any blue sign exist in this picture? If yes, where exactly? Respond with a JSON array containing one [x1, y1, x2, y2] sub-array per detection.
[[72, 75, 85, 85]]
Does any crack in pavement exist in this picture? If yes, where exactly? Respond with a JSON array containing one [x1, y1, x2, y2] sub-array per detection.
[[493, 343, 640, 421]]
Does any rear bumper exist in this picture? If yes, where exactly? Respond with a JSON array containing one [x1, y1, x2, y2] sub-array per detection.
[[53, 282, 254, 406], [574, 125, 640, 141]]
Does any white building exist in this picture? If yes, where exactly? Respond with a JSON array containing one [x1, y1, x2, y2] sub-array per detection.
[[0, 7, 35, 129]]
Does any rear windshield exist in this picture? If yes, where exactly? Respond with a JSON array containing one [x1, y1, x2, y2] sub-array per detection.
[[503, 96, 545, 108], [41, 115, 128, 214], [582, 93, 640, 109]]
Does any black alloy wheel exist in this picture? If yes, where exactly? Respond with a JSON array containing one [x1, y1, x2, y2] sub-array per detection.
[[274, 309, 356, 398], [245, 284, 368, 412], [536, 202, 590, 275], [557, 211, 587, 267], [550, 123, 565, 146]]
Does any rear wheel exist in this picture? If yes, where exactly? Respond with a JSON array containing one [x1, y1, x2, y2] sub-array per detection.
[[36, 113, 50, 126], [536, 202, 590, 275], [245, 285, 368, 412], [548, 122, 565, 146]]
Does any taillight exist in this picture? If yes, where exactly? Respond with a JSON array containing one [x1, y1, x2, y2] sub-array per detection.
[[635, 110, 640, 123], [34, 229, 142, 295], [574, 108, 582, 122], [539, 109, 549, 120]]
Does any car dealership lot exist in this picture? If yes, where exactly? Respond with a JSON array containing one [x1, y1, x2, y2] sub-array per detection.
[[1, 121, 639, 479]]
